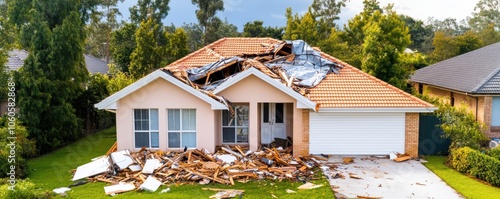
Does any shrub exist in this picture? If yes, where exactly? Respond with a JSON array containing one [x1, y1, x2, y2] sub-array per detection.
[[486, 148, 500, 161], [451, 147, 500, 187], [0, 117, 36, 178], [435, 104, 488, 150], [0, 179, 52, 199]]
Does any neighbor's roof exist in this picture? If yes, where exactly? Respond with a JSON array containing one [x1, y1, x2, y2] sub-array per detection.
[[410, 42, 500, 94], [166, 37, 434, 110], [84, 54, 109, 74], [6, 50, 28, 71], [5, 50, 109, 74]]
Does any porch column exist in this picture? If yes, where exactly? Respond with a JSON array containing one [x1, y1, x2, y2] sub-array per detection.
[[249, 101, 259, 151]]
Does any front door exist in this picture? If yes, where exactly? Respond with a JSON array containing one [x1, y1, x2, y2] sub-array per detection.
[[261, 103, 286, 144]]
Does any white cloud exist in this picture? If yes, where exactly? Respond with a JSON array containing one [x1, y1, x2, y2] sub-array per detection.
[[271, 13, 286, 20]]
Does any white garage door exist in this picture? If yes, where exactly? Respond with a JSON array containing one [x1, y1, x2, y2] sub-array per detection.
[[309, 112, 406, 155]]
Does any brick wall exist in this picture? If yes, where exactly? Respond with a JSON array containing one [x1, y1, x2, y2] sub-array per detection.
[[424, 85, 451, 103], [294, 109, 309, 157], [425, 85, 496, 137], [405, 113, 419, 157]]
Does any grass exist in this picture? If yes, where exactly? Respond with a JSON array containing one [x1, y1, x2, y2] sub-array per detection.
[[423, 156, 500, 199], [27, 126, 335, 198]]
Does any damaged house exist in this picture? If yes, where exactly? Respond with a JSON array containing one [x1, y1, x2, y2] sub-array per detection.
[[95, 38, 436, 157]]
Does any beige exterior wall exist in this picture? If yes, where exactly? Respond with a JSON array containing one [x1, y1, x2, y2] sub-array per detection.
[[405, 113, 419, 157], [419, 84, 495, 137], [217, 75, 305, 155], [116, 78, 216, 152]]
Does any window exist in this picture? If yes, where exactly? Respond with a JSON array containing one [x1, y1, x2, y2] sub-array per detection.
[[168, 109, 196, 148], [450, 93, 455, 106], [134, 109, 159, 148], [222, 105, 249, 143]]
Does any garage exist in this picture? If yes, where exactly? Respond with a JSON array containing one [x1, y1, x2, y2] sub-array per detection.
[[309, 112, 406, 155]]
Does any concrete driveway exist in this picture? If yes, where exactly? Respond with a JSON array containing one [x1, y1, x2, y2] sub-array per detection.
[[320, 156, 463, 199]]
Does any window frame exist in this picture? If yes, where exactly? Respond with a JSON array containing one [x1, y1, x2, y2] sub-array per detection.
[[222, 105, 249, 144], [133, 109, 159, 149], [167, 109, 197, 148]]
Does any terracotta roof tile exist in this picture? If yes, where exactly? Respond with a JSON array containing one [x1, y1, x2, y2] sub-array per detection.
[[166, 37, 434, 109], [167, 37, 282, 68], [310, 53, 434, 109]]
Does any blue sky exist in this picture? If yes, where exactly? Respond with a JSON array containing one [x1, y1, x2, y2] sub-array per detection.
[[117, 0, 478, 31]]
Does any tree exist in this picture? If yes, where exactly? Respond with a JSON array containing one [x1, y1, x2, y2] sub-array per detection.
[[130, 0, 170, 27], [191, 0, 224, 45], [283, 8, 319, 46], [478, 23, 500, 45], [361, 6, 411, 90], [181, 22, 203, 52], [243, 20, 284, 39], [455, 31, 483, 55], [164, 28, 189, 65], [427, 17, 470, 36], [430, 31, 483, 63], [129, 17, 163, 79], [310, 0, 347, 38], [400, 15, 434, 53], [243, 21, 266, 37], [468, 0, 500, 31], [320, 28, 351, 62], [110, 23, 137, 73], [85, 0, 124, 61], [12, 1, 89, 153]]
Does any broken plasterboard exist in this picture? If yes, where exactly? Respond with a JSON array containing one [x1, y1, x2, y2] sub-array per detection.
[[142, 159, 161, 174], [104, 182, 136, 195], [110, 150, 135, 170], [215, 154, 237, 164], [128, 164, 142, 172], [139, 176, 162, 192], [72, 156, 110, 181]]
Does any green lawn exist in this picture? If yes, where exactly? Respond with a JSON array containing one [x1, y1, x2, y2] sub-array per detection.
[[423, 156, 500, 199], [27, 127, 335, 199]]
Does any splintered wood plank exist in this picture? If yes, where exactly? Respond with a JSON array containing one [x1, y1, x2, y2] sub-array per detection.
[[394, 156, 411, 162]]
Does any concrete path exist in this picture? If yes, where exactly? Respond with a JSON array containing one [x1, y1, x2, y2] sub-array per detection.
[[321, 156, 463, 199]]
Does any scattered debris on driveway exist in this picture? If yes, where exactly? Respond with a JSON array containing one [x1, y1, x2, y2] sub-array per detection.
[[71, 146, 321, 196], [389, 152, 412, 162], [321, 155, 464, 199]]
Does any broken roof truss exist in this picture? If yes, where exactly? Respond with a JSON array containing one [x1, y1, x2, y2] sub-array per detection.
[[164, 40, 343, 115]]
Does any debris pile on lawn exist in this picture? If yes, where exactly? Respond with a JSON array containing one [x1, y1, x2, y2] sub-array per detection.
[[71, 146, 322, 195]]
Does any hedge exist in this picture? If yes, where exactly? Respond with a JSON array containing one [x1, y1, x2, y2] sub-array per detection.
[[487, 148, 500, 161], [451, 147, 500, 187]]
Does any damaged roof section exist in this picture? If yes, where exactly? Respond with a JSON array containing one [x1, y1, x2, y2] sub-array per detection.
[[164, 40, 343, 100]]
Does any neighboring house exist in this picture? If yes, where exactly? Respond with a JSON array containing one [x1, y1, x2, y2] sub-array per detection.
[[1, 50, 109, 115], [96, 38, 436, 157], [410, 42, 500, 138], [5, 50, 109, 74]]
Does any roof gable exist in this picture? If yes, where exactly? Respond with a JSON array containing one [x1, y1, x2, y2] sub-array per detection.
[[213, 67, 316, 109], [410, 42, 500, 94], [95, 70, 227, 110]]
